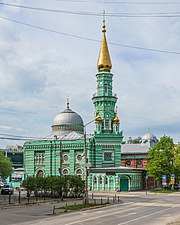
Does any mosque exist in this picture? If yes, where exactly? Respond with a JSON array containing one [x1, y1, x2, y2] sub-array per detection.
[[24, 21, 158, 191]]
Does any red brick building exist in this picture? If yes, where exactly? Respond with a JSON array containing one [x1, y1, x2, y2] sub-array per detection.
[[121, 131, 158, 189]]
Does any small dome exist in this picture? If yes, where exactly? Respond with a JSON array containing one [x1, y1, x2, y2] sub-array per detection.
[[113, 115, 120, 123], [95, 112, 103, 123], [52, 100, 84, 135], [141, 131, 158, 147]]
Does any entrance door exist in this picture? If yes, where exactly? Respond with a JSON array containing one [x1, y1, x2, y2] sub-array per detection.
[[120, 176, 129, 191]]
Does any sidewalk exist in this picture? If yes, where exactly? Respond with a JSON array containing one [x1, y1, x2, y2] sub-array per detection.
[[167, 217, 180, 225]]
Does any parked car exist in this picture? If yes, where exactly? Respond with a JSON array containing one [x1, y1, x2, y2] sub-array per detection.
[[0, 183, 4, 189], [167, 183, 180, 190], [1, 184, 14, 195], [174, 184, 180, 190]]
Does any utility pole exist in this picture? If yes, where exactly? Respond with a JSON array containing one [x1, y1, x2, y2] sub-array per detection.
[[84, 127, 88, 204], [83, 119, 95, 204]]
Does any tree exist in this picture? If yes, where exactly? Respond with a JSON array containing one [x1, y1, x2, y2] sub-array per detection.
[[173, 145, 180, 183], [0, 152, 13, 179], [127, 136, 141, 144], [22, 175, 85, 198], [147, 136, 174, 183]]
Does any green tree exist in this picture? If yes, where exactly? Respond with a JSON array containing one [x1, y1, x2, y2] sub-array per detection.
[[173, 145, 180, 183], [0, 152, 13, 179], [147, 136, 174, 183]]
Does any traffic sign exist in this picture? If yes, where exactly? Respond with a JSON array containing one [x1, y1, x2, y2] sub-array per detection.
[[162, 175, 167, 185]]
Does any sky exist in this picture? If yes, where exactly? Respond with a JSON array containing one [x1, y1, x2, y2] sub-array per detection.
[[0, 0, 180, 148]]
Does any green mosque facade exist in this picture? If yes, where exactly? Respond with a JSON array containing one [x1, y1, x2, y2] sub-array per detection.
[[24, 21, 145, 192]]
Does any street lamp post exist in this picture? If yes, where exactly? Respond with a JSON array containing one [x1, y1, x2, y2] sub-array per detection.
[[84, 126, 88, 204], [83, 119, 94, 204]]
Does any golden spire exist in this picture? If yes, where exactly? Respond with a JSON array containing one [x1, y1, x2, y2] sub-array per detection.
[[97, 18, 112, 71]]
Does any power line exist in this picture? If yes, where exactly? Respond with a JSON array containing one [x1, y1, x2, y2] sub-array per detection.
[[0, 137, 34, 141], [0, 15, 180, 55], [1, 2, 180, 17], [55, 0, 180, 4], [0, 133, 38, 139]]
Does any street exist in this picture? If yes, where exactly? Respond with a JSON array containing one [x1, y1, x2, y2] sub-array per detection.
[[0, 191, 179, 225]]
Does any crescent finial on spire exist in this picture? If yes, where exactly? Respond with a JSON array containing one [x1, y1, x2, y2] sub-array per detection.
[[102, 10, 106, 33], [66, 98, 69, 109]]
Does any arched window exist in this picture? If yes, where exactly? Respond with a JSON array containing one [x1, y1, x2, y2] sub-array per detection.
[[99, 176, 102, 185], [63, 169, 69, 175], [93, 176, 97, 184], [104, 84, 108, 95], [76, 169, 82, 176]]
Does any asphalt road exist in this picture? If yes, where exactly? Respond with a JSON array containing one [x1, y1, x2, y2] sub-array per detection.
[[0, 191, 179, 225]]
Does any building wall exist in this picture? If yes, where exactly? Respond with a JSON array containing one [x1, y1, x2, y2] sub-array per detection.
[[24, 138, 95, 179], [89, 171, 143, 191], [121, 154, 148, 169]]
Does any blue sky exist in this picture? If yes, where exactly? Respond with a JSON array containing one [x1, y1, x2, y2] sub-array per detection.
[[0, 0, 180, 147]]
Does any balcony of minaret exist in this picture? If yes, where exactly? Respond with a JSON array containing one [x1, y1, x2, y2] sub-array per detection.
[[93, 92, 117, 98]]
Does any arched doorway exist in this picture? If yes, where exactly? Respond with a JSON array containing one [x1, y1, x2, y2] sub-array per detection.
[[120, 176, 129, 191], [36, 170, 44, 177]]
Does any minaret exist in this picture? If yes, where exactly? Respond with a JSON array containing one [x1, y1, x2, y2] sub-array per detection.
[[92, 20, 119, 134], [92, 20, 123, 168]]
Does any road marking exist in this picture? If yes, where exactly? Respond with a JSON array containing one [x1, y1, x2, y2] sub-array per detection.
[[133, 202, 177, 207], [117, 206, 177, 225], [63, 202, 157, 225], [117, 212, 137, 219], [128, 212, 137, 215]]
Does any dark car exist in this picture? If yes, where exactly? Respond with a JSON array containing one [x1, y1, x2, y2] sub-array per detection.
[[174, 184, 180, 190], [1, 184, 14, 195], [167, 183, 180, 190]]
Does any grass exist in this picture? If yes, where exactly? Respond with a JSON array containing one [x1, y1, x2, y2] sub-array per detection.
[[152, 189, 176, 194], [58, 202, 109, 211]]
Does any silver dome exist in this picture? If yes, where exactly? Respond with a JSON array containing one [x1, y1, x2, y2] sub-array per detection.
[[52, 101, 84, 135], [52, 108, 83, 126], [141, 131, 158, 147]]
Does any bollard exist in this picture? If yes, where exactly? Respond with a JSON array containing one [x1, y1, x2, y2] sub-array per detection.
[[44, 193, 46, 203], [115, 194, 116, 201], [64, 203, 68, 212], [53, 205, 56, 214], [92, 193, 94, 199], [101, 198, 103, 205], [107, 197, 109, 204], [19, 190, 21, 204], [9, 192, 11, 204], [118, 196, 120, 202], [113, 196, 115, 203], [27, 190, 30, 203]]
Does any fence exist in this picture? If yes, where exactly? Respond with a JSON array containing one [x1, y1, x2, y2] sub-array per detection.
[[0, 191, 122, 208]]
